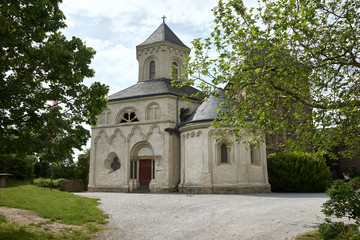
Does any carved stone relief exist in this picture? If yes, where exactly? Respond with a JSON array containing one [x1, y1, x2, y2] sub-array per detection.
[[184, 130, 202, 139]]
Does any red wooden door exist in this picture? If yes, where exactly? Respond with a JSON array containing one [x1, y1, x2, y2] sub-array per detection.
[[139, 159, 152, 187]]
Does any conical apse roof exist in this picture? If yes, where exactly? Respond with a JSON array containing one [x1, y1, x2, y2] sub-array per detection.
[[138, 22, 189, 48]]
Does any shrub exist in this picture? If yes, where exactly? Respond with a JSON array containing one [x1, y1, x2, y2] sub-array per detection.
[[267, 152, 332, 192], [322, 177, 360, 224], [318, 218, 360, 240], [0, 154, 34, 182], [75, 154, 89, 183], [34, 159, 77, 180], [33, 159, 51, 178], [318, 219, 346, 240], [33, 178, 64, 189]]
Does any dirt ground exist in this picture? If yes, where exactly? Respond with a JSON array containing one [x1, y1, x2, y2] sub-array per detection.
[[0, 207, 83, 234]]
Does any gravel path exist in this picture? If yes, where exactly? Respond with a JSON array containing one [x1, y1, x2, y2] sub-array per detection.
[[75, 192, 329, 240]]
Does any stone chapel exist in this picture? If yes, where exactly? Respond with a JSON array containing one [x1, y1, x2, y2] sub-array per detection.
[[88, 21, 271, 193]]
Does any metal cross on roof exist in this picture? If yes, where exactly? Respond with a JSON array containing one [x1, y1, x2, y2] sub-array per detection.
[[162, 15, 166, 23]]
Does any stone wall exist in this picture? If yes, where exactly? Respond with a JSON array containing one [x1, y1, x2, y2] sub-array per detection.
[[59, 180, 85, 192]]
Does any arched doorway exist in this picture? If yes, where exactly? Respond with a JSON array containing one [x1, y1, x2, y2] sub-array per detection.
[[130, 142, 154, 190]]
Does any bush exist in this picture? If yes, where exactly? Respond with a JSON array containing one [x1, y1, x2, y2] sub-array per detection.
[[34, 159, 77, 180], [318, 218, 360, 240], [0, 154, 34, 182], [267, 152, 332, 192], [75, 154, 89, 183], [318, 219, 346, 240], [33, 178, 64, 189], [322, 177, 360, 224]]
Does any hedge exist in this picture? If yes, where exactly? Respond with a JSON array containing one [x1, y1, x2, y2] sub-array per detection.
[[267, 152, 332, 192]]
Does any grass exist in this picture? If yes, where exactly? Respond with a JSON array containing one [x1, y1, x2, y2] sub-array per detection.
[[296, 225, 360, 240], [33, 178, 64, 189], [0, 181, 107, 225], [295, 230, 322, 239], [0, 222, 88, 240], [0, 181, 108, 239]]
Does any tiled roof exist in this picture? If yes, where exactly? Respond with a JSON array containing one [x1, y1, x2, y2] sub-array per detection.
[[138, 23, 189, 49], [180, 90, 228, 125], [108, 78, 201, 102]]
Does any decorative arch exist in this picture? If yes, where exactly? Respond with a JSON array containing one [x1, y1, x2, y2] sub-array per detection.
[[109, 128, 126, 143], [94, 129, 109, 144], [145, 102, 161, 120], [130, 141, 154, 159], [96, 108, 111, 125], [127, 126, 146, 142], [146, 124, 165, 141], [129, 141, 156, 184], [115, 107, 139, 124]]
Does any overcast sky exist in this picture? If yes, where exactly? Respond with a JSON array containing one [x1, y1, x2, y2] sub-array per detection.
[[60, 0, 222, 95], [59, 0, 257, 156]]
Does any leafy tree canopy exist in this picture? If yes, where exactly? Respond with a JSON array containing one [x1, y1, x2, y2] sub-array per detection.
[[177, 0, 360, 157], [0, 0, 109, 162]]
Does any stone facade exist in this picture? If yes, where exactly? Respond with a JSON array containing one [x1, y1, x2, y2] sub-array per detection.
[[179, 123, 270, 194], [88, 22, 271, 193], [88, 95, 200, 192]]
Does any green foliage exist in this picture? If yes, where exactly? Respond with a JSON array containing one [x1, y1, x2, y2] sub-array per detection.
[[318, 219, 346, 240], [53, 160, 77, 180], [267, 152, 332, 192], [33, 178, 63, 189], [0, 221, 94, 240], [0, 215, 7, 224], [0, 154, 34, 181], [318, 219, 360, 240], [34, 158, 76, 179], [34, 151, 89, 182], [177, 0, 360, 157], [322, 177, 360, 224], [0, 184, 108, 225], [0, 0, 109, 162], [75, 153, 89, 183]]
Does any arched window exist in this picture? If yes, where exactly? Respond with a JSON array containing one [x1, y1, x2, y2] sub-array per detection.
[[149, 61, 155, 79], [146, 103, 160, 120], [221, 144, 228, 164], [217, 139, 232, 165], [250, 144, 261, 165], [119, 109, 139, 123], [172, 62, 178, 78]]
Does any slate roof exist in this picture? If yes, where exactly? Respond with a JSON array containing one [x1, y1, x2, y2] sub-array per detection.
[[108, 78, 202, 102], [180, 90, 229, 126], [138, 23, 189, 49]]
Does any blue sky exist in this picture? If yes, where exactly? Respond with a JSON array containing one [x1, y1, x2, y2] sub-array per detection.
[[58, 0, 257, 156]]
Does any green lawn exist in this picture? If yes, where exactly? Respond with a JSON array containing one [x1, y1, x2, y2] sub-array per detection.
[[0, 181, 108, 239]]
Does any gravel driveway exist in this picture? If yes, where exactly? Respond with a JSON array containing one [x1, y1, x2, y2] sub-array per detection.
[[75, 192, 329, 240]]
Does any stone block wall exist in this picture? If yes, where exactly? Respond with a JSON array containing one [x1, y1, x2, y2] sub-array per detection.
[[59, 180, 85, 192]]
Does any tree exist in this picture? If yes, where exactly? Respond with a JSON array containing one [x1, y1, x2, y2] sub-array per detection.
[[178, 0, 360, 157], [0, 0, 109, 162]]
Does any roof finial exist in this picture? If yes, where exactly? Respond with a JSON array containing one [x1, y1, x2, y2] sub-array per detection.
[[161, 15, 166, 23]]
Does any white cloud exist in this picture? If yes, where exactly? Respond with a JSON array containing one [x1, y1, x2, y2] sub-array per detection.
[[59, 0, 260, 157]]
